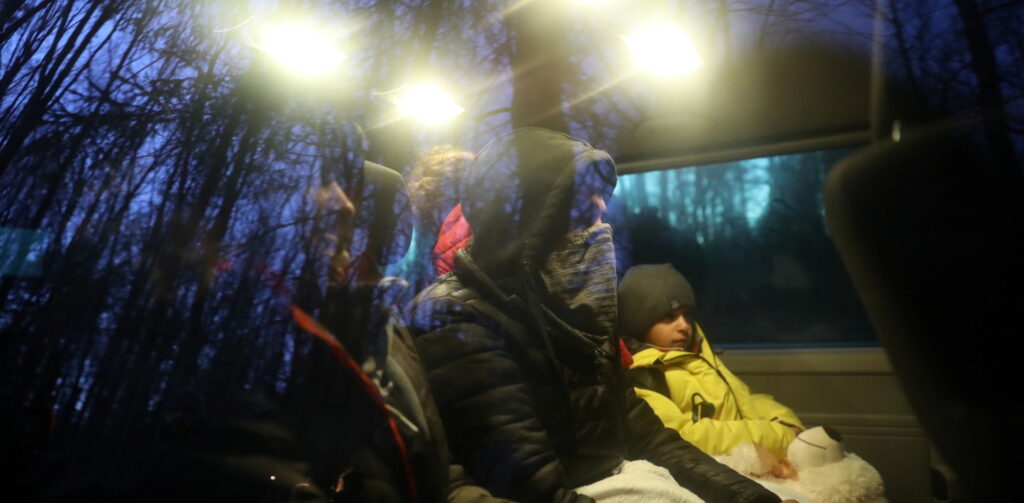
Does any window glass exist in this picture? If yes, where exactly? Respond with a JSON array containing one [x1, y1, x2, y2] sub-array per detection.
[[613, 148, 877, 346], [1, 0, 1018, 499]]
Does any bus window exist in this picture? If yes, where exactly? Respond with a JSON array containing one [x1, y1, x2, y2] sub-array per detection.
[[614, 148, 875, 346]]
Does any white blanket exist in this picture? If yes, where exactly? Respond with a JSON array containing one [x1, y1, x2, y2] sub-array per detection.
[[575, 459, 812, 502], [575, 460, 703, 503]]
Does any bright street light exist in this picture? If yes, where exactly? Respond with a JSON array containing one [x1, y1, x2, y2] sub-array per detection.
[[388, 83, 465, 125], [254, 20, 344, 79], [622, 23, 703, 78]]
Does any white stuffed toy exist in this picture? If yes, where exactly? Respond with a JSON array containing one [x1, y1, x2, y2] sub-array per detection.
[[714, 426, 886, 503]]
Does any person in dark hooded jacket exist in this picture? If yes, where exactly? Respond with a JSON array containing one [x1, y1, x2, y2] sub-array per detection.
[[406, 128, 787, 503]]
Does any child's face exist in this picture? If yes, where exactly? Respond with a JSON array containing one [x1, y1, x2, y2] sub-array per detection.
[[643, 307, 694, 349]]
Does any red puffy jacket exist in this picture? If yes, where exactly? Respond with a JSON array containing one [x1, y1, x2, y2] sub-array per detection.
[[432, 204, 472, 276]]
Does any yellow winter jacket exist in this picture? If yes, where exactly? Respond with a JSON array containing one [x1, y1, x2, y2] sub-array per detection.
[[629, 326, 804, 459]]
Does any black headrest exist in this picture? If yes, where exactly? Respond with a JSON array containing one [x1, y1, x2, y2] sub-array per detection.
[[356, 161, 412, 268], [824, 125, 1023, 500]]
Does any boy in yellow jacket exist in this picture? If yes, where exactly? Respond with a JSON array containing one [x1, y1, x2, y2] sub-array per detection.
[[619, 264, 804, 459]]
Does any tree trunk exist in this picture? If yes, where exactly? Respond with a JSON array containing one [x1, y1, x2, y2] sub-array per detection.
[[953, 0, 1020, 172], [888, 0, 926, 107], [507, 2, 570, 132], [0, 2, 112, 176]]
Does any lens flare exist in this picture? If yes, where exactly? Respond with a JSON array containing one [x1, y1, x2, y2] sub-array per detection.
[[255, 21, 344, 79], [391, 84, 465, 125], [622, 24, 703, 78]]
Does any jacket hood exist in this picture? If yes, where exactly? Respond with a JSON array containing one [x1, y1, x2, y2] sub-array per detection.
[[459, 128, 616, 281]]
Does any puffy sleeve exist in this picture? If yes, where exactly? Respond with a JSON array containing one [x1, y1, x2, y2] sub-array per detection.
[[677, 414, 799, 460], [634, 380, 800, 461], [410, 295, 591, 503], [622, 385, 781, 503]]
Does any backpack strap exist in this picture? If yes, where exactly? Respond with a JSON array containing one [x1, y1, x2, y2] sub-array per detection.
[[627, 367, 670, 398]]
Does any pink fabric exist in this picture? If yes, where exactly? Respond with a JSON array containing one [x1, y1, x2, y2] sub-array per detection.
[[433, 203, 472, 276], [618, 339, 634, 368]]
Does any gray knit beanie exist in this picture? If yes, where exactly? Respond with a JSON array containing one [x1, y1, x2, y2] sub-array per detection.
[[617, 263, 696, 340]]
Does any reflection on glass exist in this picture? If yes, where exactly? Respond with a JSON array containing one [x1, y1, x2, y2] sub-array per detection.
[[0, 227, 50, 277], [614, 149, 875, 346]]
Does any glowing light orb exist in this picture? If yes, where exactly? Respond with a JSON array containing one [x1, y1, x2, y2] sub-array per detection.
[[622, 24, 703, 78], [255, 21, 344, 79], [391, 84, 465, 125]]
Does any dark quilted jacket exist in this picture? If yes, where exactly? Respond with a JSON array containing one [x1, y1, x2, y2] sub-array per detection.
[[406, 250, 781, 503]]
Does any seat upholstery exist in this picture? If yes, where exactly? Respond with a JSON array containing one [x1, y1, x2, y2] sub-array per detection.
[[823, 125, 1023, 500]]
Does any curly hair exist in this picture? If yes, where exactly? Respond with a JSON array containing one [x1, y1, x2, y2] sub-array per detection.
[[406, 145, 474, 231]]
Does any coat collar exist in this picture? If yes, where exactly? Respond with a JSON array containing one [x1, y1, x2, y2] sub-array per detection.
[[452, 247, 526, 315], [630, 326, 712, 367]]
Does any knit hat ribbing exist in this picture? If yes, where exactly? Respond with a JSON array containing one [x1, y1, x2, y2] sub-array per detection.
[[617, 263, 696, 340]]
